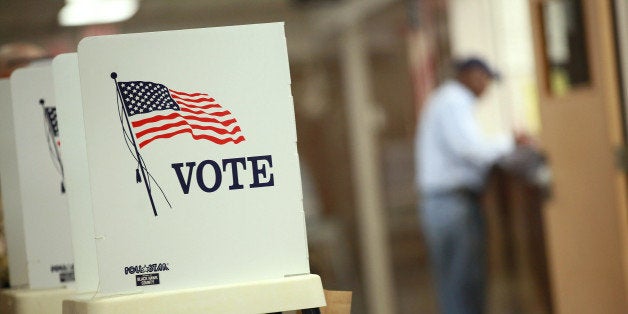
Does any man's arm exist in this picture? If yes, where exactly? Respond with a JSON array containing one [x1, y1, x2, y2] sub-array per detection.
[[440, 100, 514, 169]]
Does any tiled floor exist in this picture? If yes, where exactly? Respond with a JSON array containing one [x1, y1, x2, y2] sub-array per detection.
[[310, 207, 551, 313], [388, 210, 550, 314]]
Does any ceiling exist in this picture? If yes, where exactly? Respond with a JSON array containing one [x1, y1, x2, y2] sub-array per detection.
[[0, 0, 406, 62]]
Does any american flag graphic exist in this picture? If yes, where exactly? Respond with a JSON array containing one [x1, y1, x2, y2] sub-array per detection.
[[44, 107, 60, 145], [117, 81, 245, 148], [39, 100, 65, 194]]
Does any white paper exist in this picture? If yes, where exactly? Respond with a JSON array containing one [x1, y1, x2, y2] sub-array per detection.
[[77, 23, 310, 295], [53, 53, 99, 292], [0, 79, 29, 288], [9, 66, 75, 289]]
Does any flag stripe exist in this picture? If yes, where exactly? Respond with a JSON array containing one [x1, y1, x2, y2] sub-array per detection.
[[170, 94, 216, 104], [174, 102, 222, 110], [139, 128, 245, 148], [179, 107, 232, 117], [135, 119, 242, 139], [131, 112, 237, 128], [169, 90, 208, 98]]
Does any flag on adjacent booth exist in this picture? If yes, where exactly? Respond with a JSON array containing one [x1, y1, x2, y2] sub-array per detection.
[[40, 100, 65, 193]]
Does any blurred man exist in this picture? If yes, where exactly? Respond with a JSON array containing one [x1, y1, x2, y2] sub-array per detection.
[[415, 57, 518, 314]]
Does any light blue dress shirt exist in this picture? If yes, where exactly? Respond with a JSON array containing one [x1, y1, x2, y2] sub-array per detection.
[[416, 80, 514, 194]]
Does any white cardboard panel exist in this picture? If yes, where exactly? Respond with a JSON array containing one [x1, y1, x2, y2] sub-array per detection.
[[77, 23, 309, 295], [53, 53, 99, 293], [0, 79, 29, 288], [9, 66, 75, 289]]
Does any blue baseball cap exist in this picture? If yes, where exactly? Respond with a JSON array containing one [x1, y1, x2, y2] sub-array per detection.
[[454, 57, 501, 80]]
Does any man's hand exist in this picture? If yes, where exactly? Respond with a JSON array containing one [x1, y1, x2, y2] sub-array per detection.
[[515, 131, 535, 147]]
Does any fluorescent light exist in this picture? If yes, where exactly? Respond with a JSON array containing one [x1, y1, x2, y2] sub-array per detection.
[[59, 0, 139, 27]]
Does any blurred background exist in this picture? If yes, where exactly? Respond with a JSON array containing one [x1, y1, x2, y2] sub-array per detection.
[[1, 0, 628, 313]]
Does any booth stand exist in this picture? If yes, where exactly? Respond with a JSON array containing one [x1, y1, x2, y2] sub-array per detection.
[[0, 288, 76, 314], [63, 274, 325, 314]]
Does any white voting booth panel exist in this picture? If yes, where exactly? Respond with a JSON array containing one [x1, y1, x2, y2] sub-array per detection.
[[63, 23, 323, 312], [53, 53, 99, 294], [0, 79, 28, 288], [5, 66, 75, 288], [0, 66, 76, 314]]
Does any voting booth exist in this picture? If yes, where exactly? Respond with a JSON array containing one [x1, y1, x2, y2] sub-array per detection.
[[1, 23, 327, 314], [52, 54, 99, 295], [0, 65, 77, 314]]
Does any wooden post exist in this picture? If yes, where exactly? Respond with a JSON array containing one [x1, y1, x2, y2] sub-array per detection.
[[340, 20, 396, 314]]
